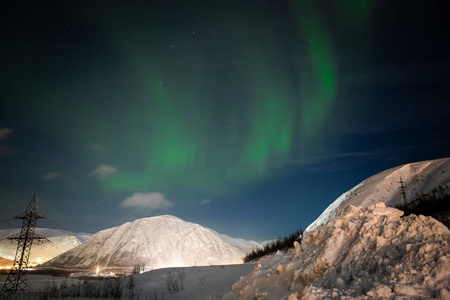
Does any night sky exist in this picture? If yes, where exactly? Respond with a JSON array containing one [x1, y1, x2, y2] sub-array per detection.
[[1, 0, 449, 240]]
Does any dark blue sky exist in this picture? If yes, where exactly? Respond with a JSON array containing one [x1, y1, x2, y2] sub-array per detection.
[[1, 0, 449, 240]]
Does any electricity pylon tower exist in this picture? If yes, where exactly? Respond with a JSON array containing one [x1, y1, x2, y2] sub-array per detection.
[[399, 177, 407, 206], [1, 193, 47, 296]]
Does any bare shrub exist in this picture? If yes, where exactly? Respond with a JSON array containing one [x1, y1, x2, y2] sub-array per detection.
[[166, 271, 179, 294], [198, 277, 206, 285], [82, 282, 101, 298], [44, 280, 59, 298], [59, 278, 68, 290], [39, 290, 48, 300], [125, 275, 140, 300], [166, 268, 186, 294], [101, 277, 122, 299], [127, 275, 136, 290], [177, 269, 185, 290], [132, 262, 144, 274]]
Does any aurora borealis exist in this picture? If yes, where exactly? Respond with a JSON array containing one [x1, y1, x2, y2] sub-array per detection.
[[100, 2, 336, 196], [1, 0, 449, 239]]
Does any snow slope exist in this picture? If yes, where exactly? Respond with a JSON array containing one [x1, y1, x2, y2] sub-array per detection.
[[0, 228, 90, 265], [223, 203, 450, 299], [306, 157, 450, 232], [43, 215, 262, 271]]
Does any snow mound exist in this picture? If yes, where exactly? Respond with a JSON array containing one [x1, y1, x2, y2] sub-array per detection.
[[306, 157, 450, 232], [43, 215, 262, 272], [222, 203, 450, 299]]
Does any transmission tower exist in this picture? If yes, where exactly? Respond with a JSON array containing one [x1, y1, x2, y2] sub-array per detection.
[[1, 193, 47, 296], [399, 177, 407, 206]]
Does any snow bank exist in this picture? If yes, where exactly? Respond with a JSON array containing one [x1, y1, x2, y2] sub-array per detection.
[[222, 203, 450, 299]]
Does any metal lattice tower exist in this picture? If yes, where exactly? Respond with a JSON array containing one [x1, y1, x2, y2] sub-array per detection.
[[1, 193, 47, 296], [399, 177, 407, 206]]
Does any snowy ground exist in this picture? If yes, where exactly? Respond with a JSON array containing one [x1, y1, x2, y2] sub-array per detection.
[[0, 274, 87, 294], [133, 264, 255, 300], [0, 263, 254, 299]]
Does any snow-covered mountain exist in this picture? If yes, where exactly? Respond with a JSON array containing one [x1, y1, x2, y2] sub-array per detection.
[[0, 228, 91, 266], [43, 215, 262, 272], [306, 157, 450, 232]]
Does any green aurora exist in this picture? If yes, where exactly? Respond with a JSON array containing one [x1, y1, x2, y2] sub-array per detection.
[[102, 2, 338, 197]]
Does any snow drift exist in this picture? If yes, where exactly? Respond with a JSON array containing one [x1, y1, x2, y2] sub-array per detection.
[[43, 215, 261, 272], [306, 157, 450, 232], [223, 203, 450, 299]]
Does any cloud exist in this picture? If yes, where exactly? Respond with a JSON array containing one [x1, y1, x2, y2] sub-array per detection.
[[42, 172, 62, 180], [201, 199, 212, 204], [120, 192, 174, 212], [0, 128, 14, 140], [88, 164, 118, 180]]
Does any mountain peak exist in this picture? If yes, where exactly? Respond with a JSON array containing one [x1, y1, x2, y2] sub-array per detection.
[[44, 215, 261, 272]]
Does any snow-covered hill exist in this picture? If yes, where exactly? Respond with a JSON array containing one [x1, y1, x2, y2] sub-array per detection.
[[43, 215, 262, 272], [0, 228, 91, 266], [223, 203, 450, 299], [306, 157, 450, 232]]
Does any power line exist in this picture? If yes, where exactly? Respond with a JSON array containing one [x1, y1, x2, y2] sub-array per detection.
[[1, 193, 47, 296], [40, 217, 78, 233]]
